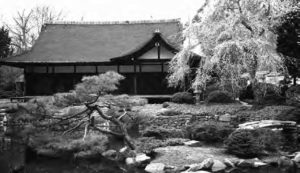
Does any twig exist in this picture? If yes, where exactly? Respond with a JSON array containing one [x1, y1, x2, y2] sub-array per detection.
[[62, 120, 86, 135], [93, 126, 123, 137]]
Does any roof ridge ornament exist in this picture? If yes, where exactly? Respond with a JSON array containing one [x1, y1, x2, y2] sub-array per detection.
[[46, 19, 180, 25]]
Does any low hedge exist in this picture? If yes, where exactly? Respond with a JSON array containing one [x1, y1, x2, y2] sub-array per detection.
[[171, 92, 194, 104], [206, 90, 234, 104], [186, 122, 234, 143]]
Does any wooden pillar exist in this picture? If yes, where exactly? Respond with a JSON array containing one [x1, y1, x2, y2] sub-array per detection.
[[24, 69, 27, 96], [133, 63, 137, 95]]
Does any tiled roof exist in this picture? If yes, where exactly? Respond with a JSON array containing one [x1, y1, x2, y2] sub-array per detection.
[[2, 19, 181, 65]]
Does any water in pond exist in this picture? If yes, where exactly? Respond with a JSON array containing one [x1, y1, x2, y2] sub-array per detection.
[[0, 124, 147, 173], [0, 124, 299, 173]]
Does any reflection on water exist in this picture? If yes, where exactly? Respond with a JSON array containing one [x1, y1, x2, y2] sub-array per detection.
[[0, 124, 145, 173], [0, 125, 299, 173]]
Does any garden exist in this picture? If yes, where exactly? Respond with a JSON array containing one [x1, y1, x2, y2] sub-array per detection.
[[0, 0, 299, 173], [0, 69, 299, 173]]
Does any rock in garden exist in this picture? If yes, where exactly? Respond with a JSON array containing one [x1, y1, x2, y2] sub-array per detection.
[[169, 165, 187, 172], [125, 157, 136, 166], [237, 159, 253, 168], [278, 156, 294, 168], [253, 161, 267, 167], [223, 158, 235, 167], [187, 163, 203, 172], [184, 140, 202, 147], [200, 158, 214, 170], [145, 163, 165, 173], [135, 153, 151, 164], [212, 159, 226, 172], [119, 146, 136, 157], [102, 149, 117, 159], [184, 171, 211, 173], [293, 152, 300, 162]]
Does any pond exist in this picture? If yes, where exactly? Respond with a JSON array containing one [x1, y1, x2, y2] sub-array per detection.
[[0, 124, 299, 173]]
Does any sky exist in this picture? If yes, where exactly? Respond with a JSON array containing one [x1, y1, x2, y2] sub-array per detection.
[[0, 0, 204, 25]]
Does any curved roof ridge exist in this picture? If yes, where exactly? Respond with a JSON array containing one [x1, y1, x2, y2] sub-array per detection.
[[46, 18, 181, 25]]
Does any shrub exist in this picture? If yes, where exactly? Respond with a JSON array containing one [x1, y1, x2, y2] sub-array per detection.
[[286, 85, 300, 106], [239, 85, 254, 100], [142, 126, 185, 139], [0, 66, 23, 98], [36, 133, 109, 157], [186, 122, 234, 143], [53, 92, 82, 107], [171, 92, 194, 104], [253, 128, 282, 152], [276, 107, 300, 123], [225, 129, 263, 158], [225, 128, 281, 157], [206, 90, 234, 103]]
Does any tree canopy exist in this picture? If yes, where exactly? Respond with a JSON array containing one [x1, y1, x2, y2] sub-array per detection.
[[276, 7, 300, 81], [7, 5, 65, 54], [0, 26, 11, 58], [168, 0, 296, 100]]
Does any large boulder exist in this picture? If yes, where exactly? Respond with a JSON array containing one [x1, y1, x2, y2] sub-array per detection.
[[212, 159, 227, 172], [200, 158, 214, 170], [278, 156, 297, 172], [286, 85, 300, 107], [145, 163, 165, 173], [293, 152, 300, 163], [135, 153, 151, 165]]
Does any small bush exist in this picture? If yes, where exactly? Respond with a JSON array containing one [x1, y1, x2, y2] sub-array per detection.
[[53, 92, 82, 107], [37, 133, 109, 157], [142, 126, 185, 139], [225, 128, 281, 157], [225, 129, 263, 158], [186, 122, 233, 143], [276, 108, 300, 123], [171, 92, 194, 104], [254, 128, 282, 152], [239, 85, 254, 100], [206, 90, 234, 103], [286, 85, 300, 106]]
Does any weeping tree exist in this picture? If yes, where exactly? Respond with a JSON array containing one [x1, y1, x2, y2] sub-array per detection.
[[168, 0, 296, 103]]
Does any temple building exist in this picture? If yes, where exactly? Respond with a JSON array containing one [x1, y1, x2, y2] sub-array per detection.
[[0, 19, 182, 95]]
